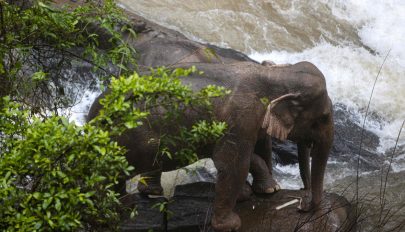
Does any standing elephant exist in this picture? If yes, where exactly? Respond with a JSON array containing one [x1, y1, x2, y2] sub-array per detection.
[[133, 37, 287, 195], [87, 60, 333, 231]]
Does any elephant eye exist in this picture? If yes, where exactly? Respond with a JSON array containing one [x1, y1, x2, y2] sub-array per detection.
[[319, 113, 330, 124], [311, 114, 330, 129]]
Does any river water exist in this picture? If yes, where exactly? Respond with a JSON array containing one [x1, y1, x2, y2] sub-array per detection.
[[70, 0, 405, 229]]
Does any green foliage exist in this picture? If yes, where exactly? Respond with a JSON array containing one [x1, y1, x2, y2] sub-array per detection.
[[162, 120, 227, 164], [202, 47, 221, 62], [0, 1, 229, 231], [0, 96, 135, 231], [0, 0, 136, 112], [260, 97, 270, 106], [0, 66, 228, 231], [152, 201, 173, 218]]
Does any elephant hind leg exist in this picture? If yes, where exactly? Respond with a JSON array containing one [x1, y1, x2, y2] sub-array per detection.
[[250, 153, 280, 194], [237, 182, 253, 202], [137, 170, 164, 196]]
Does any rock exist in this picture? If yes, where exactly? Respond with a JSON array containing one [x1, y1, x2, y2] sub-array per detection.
[[332, 104, 382, 170], [119, 193, 166, 232], [272, 140, 299, 165], [235, 190, 356, 232], [270, 104, 382, 171], [121, 182, 356, 232], [167, 182, 215, 232]]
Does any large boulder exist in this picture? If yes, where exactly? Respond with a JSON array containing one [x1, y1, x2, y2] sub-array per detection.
[[121, 182, 356, 232]]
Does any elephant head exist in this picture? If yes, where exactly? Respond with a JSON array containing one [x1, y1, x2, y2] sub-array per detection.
[[260, 61, 334, 211]]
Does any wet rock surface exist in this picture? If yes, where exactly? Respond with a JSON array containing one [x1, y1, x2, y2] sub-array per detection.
[[167, 182, 215, 232], [235, 190, 355, 232], [120, 194, 166, 232], [332, 104, 382, 170], [272, 104, 382, 170], [120, 182, 356, 232]]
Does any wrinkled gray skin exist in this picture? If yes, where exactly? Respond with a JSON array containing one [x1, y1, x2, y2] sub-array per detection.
[[88, 60, 334, 232]]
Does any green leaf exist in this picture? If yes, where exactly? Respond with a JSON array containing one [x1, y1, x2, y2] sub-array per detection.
[[94, 145, 106, 155], [42, 197, 53, 210], [55, 199, 61, 211], [33, 192, 41, 200]]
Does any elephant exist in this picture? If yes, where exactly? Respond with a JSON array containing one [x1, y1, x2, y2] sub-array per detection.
[[87, 60, 334, 231], [134, 37, 283, 196], [133, 37, 296, 194]]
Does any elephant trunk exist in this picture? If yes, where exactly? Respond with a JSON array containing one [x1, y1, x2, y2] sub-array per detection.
[[310, 111, 334, 209]]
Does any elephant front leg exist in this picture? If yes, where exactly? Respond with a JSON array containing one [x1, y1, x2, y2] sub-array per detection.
[[211, 138, 253, 232], [297, 141, 311, 190], [300, 122, 333, 212], [309, 143, 329, 210], [250, 153, 280, 194]]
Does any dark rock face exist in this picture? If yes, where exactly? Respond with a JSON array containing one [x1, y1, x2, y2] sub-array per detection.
[[120, 194, 167, 232], [168, 182, 215, 232], [331, 104, 382, 170], [271, 140, 299, 165], [120, 182, 356, 232], [272, 104, 382, 171]]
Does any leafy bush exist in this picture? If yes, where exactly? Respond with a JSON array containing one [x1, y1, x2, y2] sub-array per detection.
[[0, 66, 228, 231], [0, 96, 131, 231], [0, 1, 229, 231], [0, 0, 136, 113]]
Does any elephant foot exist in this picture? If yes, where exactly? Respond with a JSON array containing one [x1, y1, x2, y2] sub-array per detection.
[[298, 192, 320, 212], [211, 211, 241, 232], [252, 176, 280, 194], [237, 182, 252, 202], [137, 181, 163, 196]]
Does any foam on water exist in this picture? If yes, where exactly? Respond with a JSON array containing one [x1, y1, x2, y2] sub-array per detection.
[[60, 89, 100, 126], [327, 0, 405, 68]]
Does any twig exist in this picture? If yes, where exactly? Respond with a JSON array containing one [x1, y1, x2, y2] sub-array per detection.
[[378, 119, 405, 225], [276, 199, 300, 210], [356, 49, 391, 217], [0, 2, 6, 43]]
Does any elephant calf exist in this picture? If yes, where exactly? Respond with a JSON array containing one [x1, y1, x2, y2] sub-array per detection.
[[87, 61, 333, 232]]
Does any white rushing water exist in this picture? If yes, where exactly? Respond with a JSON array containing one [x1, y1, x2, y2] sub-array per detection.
[[63, 89, 100, 125]]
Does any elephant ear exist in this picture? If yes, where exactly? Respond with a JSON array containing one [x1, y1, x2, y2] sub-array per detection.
[[262, 93, 301, 141]]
